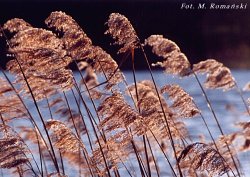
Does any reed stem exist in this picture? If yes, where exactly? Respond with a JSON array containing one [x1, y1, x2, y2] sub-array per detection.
[[140, 44, 183, 177], [193, 72, 240, 177]]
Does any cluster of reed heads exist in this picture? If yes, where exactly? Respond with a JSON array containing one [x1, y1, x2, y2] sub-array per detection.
[[0, 11, 249, 177]]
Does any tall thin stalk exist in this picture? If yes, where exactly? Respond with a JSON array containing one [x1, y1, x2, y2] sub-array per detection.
[[0, 26, 60, 173], [193, 72, 241, 177], [72, 84, 112, 177], [130, 48, 151, 177], [62, 91, 95, 177], [0, 67, 57, 172], [0, 113, 38, 176], [139, 44, 183, 177], [146, 135, 160, 177]]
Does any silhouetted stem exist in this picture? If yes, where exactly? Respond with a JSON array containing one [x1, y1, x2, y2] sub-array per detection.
[[140, 44, 183, 177], [131, 140, 147, 177], [149, 129, 178, 177], [0, 113, 38, 176], [70, 89, 94, 151], [59, 151, 65, 175], [146, 135, 160, 177], [193, 72, 240, 177], [72, 84, 112, 177], [130, 48, 151, 177], [63, 91, 95, 177], [0, 26, 60, 173], [0, 67, 56, 173]]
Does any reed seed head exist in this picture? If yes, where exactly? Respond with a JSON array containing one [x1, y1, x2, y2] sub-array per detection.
[[46, 120, 84, 153], [161, 84, 200, 118], [105, 13, 139, 53], [178, 142, 230, 176], [193, 59, 235, 90], [145, 35, 191, 77]]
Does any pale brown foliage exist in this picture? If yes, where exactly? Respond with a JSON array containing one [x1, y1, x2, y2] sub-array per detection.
[[45, 11, 92, 60], [214, 135, 238, 173], [127, 80, 188, 139], [105, 13, 139, 53], [0, 125, 29, 169], [95, 93, 141, 175], [1, 11, 247, 177], [178, 142, 229, 176], [0, 77, 28, 122], [234, 122, 250, 152], [193, 59, 235, 90], [46, 11, 124, 91], [18, 126, 47, 152], [4, 20, 74, 100], [91, 131, 132, 175], [61, 151, 90, 175], [3, 18, 31, 33], [98, 93, 145, 134], [50, 95, 86, 134], [161, 84, 200, 118], [46, 120, 84, 153], [89, 46, 125, 90], [145, 35, 191, 77]]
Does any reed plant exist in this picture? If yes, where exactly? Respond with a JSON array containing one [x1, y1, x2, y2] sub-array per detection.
[[0, 11, 249, 177]]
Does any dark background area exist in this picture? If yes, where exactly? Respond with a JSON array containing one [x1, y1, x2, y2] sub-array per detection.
[[0, 0, 250, 70]]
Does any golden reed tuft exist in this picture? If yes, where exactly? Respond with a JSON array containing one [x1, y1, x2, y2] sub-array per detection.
[[46, 119, 84, 153], [0, 11, 248, 177], [105, 13, 139, 53], [145, 35, 191, 77], [161, 84, 200, 118], [178, 142, 229, 176], [193, 59, 235, 90]]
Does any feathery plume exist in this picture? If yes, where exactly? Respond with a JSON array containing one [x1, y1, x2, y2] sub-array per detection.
[[75, 46, 125, 91], [61, 151, 90, 175], [3, 18, 32, 34], [45, 11, 92, 60], [145, 35, 191, 77], [193, 59, 235, 90], [234, 122, 250, 152], [46, 120, 84, 153], [91, 131, 132, 175], [98, 93, 145, 134], [47, 94, 87, 134], [18, 126, 47, 152], [91, 46, 125, 90], [54, 104, 87, 135], [105, 13, 139, 53], [127, 80, 188, 139], [4, 19, 74, 100], [0, 124, 29, 169], [178, 142, 229, 176], [0, 77, 29, 122], [215, 135, 238, 172], [161, 84, 200, 118], [46, 11, 124, 90], [96, 93, 141, 174]]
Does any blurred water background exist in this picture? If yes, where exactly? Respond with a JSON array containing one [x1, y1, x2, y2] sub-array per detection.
[[123, 70, 250, 176], [4, 70, 248, 176], [0, 0, 250, 176]]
